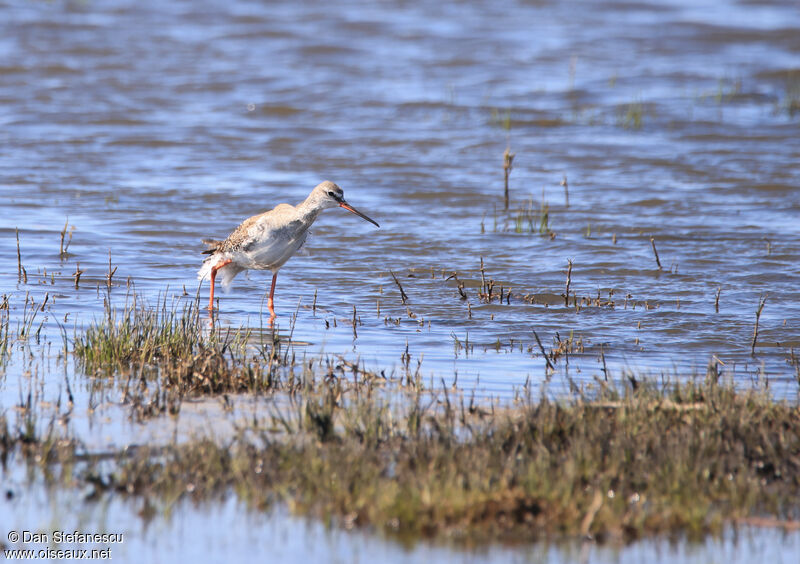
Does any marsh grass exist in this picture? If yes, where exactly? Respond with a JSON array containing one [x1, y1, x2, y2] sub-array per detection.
[[72, 292, 292, 401], [0, 294, 48, 369], [18, 293, 45, 343], [0, 407, 79, 485], [512, 198, 552, 236], [6, 292, 800, 544], [5, 375, 799, 545], [0, 298, 9, 368], [784, 71, 800, 117], [489, 108, 512, 131], [6, 289, 800, 547], [503, 147, 514, 210], [75, 292, 204, 369], [118, 378, 800, 541], [714, 77, 742, 104], [620, 100, 644, 129], [70, 291, 402, 411]]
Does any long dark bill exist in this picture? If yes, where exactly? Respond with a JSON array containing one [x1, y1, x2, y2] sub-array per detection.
[[340, 202, 380, 228]]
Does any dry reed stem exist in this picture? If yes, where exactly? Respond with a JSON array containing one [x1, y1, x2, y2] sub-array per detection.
[[650, 236, 663, 271], [389, 270, 408, 305], [533, 330, 554, 371], [16, 228, 27, 283], [503, 147, 514, 210], [564, 259, 573, 306], [751, 295, 767, 356]]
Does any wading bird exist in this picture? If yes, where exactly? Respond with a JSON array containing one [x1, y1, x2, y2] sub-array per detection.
[[198, 181, 379, 318]]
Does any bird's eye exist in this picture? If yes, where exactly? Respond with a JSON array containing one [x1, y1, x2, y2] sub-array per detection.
[[328, 191, 336, 198]]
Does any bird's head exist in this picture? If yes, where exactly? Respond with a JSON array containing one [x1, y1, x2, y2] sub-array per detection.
[[312, 180, 380, 227]]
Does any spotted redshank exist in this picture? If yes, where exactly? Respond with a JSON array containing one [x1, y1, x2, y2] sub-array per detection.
[[198, 181, 379, 318]]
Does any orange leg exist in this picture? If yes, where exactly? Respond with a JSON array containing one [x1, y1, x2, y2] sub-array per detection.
[[267, 272, 278, 318], [208, 259, 233, 312]]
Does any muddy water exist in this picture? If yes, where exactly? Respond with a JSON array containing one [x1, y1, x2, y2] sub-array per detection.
[[1, 0, 799, 560]]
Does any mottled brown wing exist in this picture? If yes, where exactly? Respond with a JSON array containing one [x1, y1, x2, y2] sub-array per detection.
[[201, 238, 224, 255]]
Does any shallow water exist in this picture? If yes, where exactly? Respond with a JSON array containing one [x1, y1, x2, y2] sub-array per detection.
[[1, 0, 800, 560]]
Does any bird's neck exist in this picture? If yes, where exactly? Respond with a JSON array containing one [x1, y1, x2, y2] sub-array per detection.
[[296, 197, 324, 225]]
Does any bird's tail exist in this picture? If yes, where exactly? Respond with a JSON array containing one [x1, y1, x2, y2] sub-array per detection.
[[197, 254, 244, 290]]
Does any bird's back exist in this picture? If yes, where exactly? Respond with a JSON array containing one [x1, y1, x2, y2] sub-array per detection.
[[213, 203, 311, 271]]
